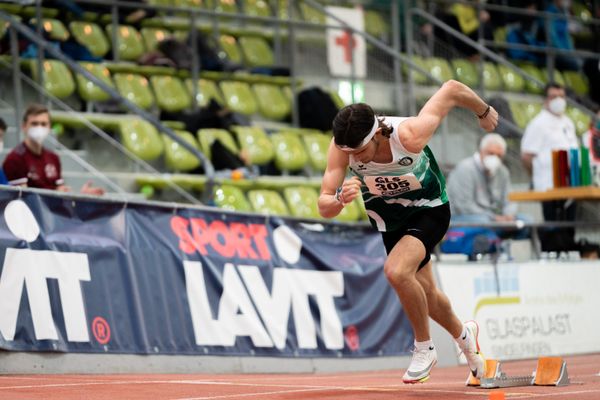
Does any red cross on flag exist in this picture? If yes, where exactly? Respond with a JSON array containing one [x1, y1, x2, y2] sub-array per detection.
[[326, 6, 366, 78]]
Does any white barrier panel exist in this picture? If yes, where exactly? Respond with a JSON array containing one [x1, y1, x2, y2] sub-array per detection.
[[437, 261, 600, 360]]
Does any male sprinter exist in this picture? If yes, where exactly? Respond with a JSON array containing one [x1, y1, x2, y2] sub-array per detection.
[[318, 80, 498, 383]]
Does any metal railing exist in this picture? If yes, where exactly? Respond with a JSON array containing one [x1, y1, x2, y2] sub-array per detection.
[[0, 11, 212, 204]]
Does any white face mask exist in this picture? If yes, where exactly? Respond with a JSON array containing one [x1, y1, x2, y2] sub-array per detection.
[[548, 97, 567, 116], [27, 126, 50, 144], [482, 154, 502, 176]]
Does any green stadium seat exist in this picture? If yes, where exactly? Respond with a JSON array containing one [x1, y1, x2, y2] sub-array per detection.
[[509, 100, 543, 129], [522, 102, 542, 124], [426, 57, 454, 83], [113, 73, 155, 110], [220, 80, 258, 115], [21, 7, 59, 18], [567, 106, 591, 135], [29, 60, 75, 99], [403, 55, 428, 85], [274, 0, 299, 20], [247, 189, 290, 216], [563, 71, 589, 96], [253, 83, 290, 120], [214, 185, 252, 212], [508, 101, 527, 129], [364, 10, 390, 40], [197, 128, 239, 160], [0, 20, 8, 40], [105, 24, 145, 61], [186, 78, 225, 107], [238, 36, 274, 67], [69, 21, 110, 58], [335, 199, 361, 222], [451, 59, 479, 88], [493, 26, 508, 44], [31, 18, 69, 41], [0, 3, 22, 14], [299, 1, 324, 24], [231, 125, 274, 165], [302, 132, 330, 172], [75, 62, 114, 102], [543, 68, 566, 86], [150, 75, 192, 112], [245, 0, 271, 17], [119, 118, 164, 160], [328, 89, 346, 109], [283, 186, 321, 219], [218, 34, 243, 64], [483, 62, 502, 91], [270, 132, 308, 172], [520, 63, 545, 94], [162, 130, 201, 171], [140, 27, 171, 52], [498, 64, 525, 92]]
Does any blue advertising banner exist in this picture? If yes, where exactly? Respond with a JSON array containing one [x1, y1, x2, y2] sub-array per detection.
[[0, 188, 414, 357]]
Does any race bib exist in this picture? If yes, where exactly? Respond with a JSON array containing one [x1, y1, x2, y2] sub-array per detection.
[[364, 174, 422, 196]]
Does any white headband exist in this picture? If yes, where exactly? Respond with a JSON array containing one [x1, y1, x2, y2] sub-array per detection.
[[336, 116, 379, 152]]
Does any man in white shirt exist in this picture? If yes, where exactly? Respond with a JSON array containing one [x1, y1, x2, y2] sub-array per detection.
[[521, 83, 579, 252]]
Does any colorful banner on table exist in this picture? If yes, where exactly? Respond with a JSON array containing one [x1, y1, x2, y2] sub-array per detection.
[[0, 189, 413, 357]]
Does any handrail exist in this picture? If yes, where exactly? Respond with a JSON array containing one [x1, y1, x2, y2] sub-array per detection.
[[0, 11, 213, 204], [434, 0, 600, 27], [0, 55, 205, 202], [0, 15, 205, 204]]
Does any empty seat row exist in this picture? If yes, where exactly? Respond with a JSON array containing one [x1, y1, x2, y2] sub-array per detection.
[[31, 17, 279, 70], [213, 184, 365, 222], [408, 56, 589, 97], [24, 59, 292, 120]]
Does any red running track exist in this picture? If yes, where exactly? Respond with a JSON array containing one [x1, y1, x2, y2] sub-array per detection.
[[0, 353, 599, 399]]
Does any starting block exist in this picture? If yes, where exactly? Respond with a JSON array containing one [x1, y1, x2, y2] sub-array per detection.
[[466, 357, 569, 389]]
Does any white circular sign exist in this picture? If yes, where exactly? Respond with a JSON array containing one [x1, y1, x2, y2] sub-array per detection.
[[273, 225, 302, 264], [4, 200, 40, 243]]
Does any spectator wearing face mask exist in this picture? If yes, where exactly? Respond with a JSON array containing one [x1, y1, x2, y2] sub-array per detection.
[[447, 133, 523, 227], [2, 104, 104, 195], [521, 83, 579, 252]]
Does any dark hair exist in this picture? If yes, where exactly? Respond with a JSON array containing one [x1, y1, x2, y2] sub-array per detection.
[[22, 103, 50, 124], [332, 103, 392, 149], [0, 117, 6, 131], [544, 82, 564, 97]]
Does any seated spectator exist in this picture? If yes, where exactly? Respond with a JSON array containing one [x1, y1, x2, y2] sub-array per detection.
[[2, 104, 104, 195], [0, 118, 8, 185], [506, 2, 546, 66], [544, 0, 583, 71], [447, 133, 530, 238]]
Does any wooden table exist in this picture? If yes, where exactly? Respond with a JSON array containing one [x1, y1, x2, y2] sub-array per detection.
[[509, 186, 600, 202]]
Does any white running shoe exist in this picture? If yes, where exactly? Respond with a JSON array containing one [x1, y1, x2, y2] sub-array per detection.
[[461, 320, 486, 379], [402, 345, 438, 384]]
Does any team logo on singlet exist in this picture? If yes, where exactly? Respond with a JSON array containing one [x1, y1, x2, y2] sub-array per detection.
[[45, 164, 58, 179], [398, 157, 413, 166]]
